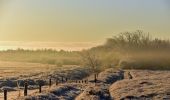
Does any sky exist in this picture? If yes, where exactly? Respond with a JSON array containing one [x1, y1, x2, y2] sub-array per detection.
[[0, 0, 170, 50]]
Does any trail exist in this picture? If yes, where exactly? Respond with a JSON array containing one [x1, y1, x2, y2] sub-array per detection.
[[75, 69, 124, 100]]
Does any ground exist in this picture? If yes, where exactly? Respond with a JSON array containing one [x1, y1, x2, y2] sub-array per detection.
[[0, 61, 170, 100], [110, 70, 170, 100]]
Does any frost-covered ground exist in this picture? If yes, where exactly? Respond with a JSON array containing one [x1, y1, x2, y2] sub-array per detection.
[[0, 61, 91, 100], [18, 83, 86, 100], [12, 68, 124, 100], [1, 62, 170, 100], [110, 70, 170, 100]]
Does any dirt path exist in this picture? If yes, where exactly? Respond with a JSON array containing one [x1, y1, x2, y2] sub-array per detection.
[[75, 83, 111, 100], [75, 69, 124, 100]]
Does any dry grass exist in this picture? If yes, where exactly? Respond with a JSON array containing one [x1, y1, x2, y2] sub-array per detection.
[[0, 61, 56, 79]]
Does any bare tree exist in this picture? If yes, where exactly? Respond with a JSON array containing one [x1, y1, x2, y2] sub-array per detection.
[[81, 50, 102, 84], [81, 50, 101, 73]]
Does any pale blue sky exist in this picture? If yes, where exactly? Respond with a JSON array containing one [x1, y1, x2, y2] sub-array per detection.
[[0, 0, 170, 42]]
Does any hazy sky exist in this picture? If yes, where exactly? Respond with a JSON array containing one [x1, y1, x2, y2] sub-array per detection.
[[0, 0, 170, 42]]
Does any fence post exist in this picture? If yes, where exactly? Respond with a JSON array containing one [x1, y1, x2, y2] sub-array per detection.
[[49, 78, 52, 87], [94, 74, 97, 83], [56, 79, 58, 86], [4, 89, 7, 100], [24, 81, 28, 96], [65, 77, 68, 82], [39, 84, 42, 93]]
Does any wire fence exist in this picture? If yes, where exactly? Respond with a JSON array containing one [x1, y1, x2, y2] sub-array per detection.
[[0, 74, 96, 100]]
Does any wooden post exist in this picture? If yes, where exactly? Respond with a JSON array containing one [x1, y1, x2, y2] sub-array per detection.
[[24, 81, 28, 96], [39, 84, 42, 93], [49, 78, 52, 87], [94, 74, 97, 83], [65, 77, 68, 82], [56, 79, 58, 86], [4, 89, 7, 100]]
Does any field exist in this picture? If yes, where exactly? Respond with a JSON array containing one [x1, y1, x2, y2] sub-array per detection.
[[0, 61, 90, 100], [0, 62, 170, 100], [0, 61, 57, 79]]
